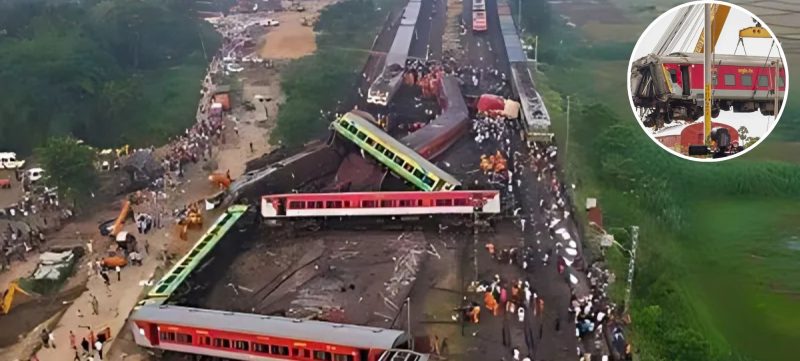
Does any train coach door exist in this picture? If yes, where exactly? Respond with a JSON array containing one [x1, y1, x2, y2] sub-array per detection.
[[680, 65, 691, 97], [149, 324, 160, 346]]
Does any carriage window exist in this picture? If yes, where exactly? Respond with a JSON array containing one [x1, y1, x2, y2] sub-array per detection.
[[668, 69, 678, 83], [347, 125, 358, 134], [393, 155, 404, 166], [376, 143, 386, 153], [384, 149, 395, 159], [289, 201, 305, 209], [758, 75, 769, 87], [314, 351, 333, 360], [253, 343, 271, 353], [234, 340, 249, 351], [365, 137, 375, 146], [334, 355, 355, 361], [356, 131, 367, 141], [199, 336, 211, 346], [435, 199, 453, 206], [422, 177, 435, 187], [176, 333, 192, 344], [404, 163, 415, 173], [326, 201, 343, 208], [779, 76, 785, 87], [271, 345, 290, 355], [295, 349, 311, 358], [159, 332, 176, 342], [399, 200, 414, 207], [381, 200, 394, 207], [712, 73, 717, 85], [454, 198, 469, 206], [413, 169, 425, 179], [362, 200, 377, 207], [724, 74, 736, 86], [344, 201, 350, 207], [741, 74, 753, 87], [214, 338, 231, 348], [339, 119, 349, 127]]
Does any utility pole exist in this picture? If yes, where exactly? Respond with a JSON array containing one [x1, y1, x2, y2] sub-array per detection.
[[703, 3, 713, 146], [565, 96, 571, 161], [534, 35, 539, 73], [406, 297, 414, 350], [623, 226, 639, 312]]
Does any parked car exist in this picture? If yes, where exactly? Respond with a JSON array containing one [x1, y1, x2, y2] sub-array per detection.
[[0, 152, 25, 169], [226, 63, 244, 73], [261, 19, 280, 27]]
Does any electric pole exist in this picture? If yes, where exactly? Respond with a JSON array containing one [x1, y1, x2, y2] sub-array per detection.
[[703, 3, 712, 146], [565, 96, 571, 161]]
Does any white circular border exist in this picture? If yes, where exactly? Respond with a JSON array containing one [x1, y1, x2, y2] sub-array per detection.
[[626, 0, 791, 163]]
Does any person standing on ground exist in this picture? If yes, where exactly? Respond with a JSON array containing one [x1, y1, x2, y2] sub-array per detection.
[[81, 337, 90, 355], [115, 265, 121, 281], [48, 330, 56, 348], [40, 329, 49, 348], [95, 340, 104, 360], [69, 330, 77, 350], [90, 294, 99, 315], [100, 270, 111, 286]]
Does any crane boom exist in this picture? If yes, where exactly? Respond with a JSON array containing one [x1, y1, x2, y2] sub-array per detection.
[[694, 3, 731, 53]]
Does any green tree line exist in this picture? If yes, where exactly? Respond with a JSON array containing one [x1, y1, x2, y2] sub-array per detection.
[[271, 0, 393, 146], [0, 0, 220, 154]]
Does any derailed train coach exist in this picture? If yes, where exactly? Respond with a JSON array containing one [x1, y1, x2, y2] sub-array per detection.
[[630, 52, 785, 128]]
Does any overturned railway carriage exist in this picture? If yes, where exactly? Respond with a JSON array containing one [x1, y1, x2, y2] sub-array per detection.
[[631, 53, 786, 127], [130, 305, 427, 361], [261, 190, 500, 217], [401, 75, 471, 160], [332, 111, 461, 192]]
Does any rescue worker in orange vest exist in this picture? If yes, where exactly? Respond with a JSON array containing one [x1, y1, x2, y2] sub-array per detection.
[[484, 291, 499, 316]]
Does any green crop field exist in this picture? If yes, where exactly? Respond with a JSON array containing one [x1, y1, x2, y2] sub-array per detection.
[[683, 200, 800, 360]]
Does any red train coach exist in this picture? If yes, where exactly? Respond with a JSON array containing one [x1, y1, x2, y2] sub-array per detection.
[[261, 190, 501, 218], [130, 305, 428, 361], [630, 52, 786, 127]]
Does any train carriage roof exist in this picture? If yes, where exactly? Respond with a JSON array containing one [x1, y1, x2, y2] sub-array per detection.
[[342, 112, 461, 187], [657, 52, 784, 68], [132, 305, 407, 350], [401, 76, 469, 152]]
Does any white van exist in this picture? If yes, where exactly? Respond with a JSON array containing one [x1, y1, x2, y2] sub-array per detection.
[[26, 167, 44, 183], [0, 152, 25, 169]]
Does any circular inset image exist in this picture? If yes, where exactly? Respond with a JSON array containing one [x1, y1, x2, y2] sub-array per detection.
[[628, 0, 789, 161]]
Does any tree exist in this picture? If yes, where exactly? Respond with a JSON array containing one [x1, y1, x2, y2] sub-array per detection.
[[737, 126, 749, 144], [35, 137, 98, 205]]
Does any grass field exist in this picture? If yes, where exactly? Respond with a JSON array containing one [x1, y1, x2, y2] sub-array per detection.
[[534, 8, 800, 358], [683, 200, 800, 360]]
